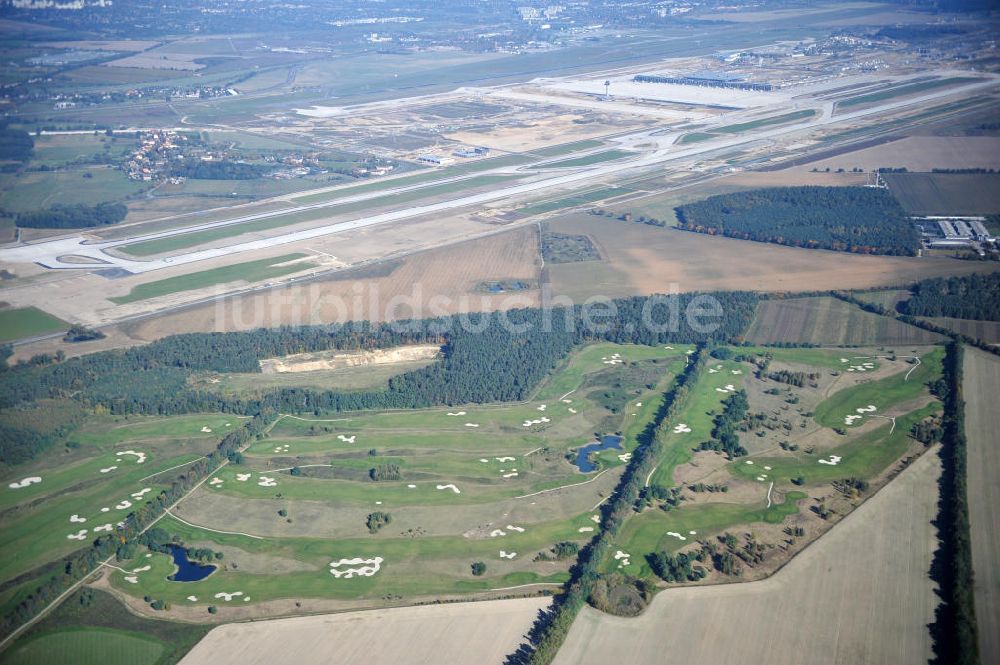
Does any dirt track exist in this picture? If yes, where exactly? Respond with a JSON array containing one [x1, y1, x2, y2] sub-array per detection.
[[178, 596, 549, 665], [963, 347, 1000, 663], [553, 445, 942, 665]]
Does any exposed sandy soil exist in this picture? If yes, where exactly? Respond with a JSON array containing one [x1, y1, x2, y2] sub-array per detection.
[[177, 596, 549, 665], [260, 344, 441, 374], [554, 445, 942, 665], [963, 347, 1000, 664], [546, 213, 1000, 300], [446, 113, 645, 152]]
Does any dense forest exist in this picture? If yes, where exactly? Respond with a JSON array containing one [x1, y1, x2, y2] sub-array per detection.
[[13, 202, 128, 229], [675, 186, 919, 256], [0, 125, 33, 164], [0, 293, 759, 465], [167, 158, 271, 180], [900, 273, 1000, 321]]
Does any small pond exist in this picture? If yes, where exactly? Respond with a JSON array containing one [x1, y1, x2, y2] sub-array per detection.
[[167, 544, 217, 582], [573, 435, 624, 473]]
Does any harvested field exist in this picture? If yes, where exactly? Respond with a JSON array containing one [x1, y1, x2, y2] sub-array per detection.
[[922, 317, 1000, 344], [554, 445, 942, 665], [121, 225, 541, 341], [793, 136, 1000, 173], [544, 213, 999, 300], [178, 597, 549, 665], [963, 347, 1000, 663], [884, 173, 1000, 216], [744, 297, 944, 345]]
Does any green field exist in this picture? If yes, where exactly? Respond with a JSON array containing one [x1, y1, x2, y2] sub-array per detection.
[[837, 77, 980, 109], [885, 173, 1000, 216], [0, 628, 165, 665], [0, 307, 68, 342], [108, 254, 313, 304], [518, 186, 635, 216], [0, 168, 145, 212], [677, 132, 716, 144], [539, 149, 633, 169], [714, 109, 816, 135]]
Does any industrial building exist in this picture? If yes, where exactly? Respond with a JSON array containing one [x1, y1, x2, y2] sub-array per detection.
[[633, 70, 773, 92]]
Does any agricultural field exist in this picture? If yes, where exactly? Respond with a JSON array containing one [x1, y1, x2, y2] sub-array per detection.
[[544, 213, 997, 301], [108, 254, 316, 305], [178, 596, 548, 665], [554, 441, 942, 665], [520, 187, 634, 217], [884, 172, 1000, 216], [604, 343, 943, 596], [921, 317, 1000, 345], [0, 307, 67, 342], [0, 169, 145, 212], [963, 347, 1000, 663], [744, 297, 944, 346]]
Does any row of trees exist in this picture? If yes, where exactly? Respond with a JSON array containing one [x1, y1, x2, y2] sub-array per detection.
[[700, 390, 750, 458], [900, 273, 1000, 321], [13, 202, 127, 229], [674, 186, 919, 256], [512, 347, 711, 664], [0, 125, 33, 163]]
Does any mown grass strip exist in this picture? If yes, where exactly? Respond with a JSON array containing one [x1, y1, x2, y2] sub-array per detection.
[[0, 307, 67, 343], [109, 254, 311, 304]]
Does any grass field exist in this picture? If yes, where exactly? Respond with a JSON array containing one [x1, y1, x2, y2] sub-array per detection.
[[193, 359, 440, 395], [108, 254, 314, 304], [518, 187, 634, 216], [744, 297, 944, 346], [714, 109, 817, 134], [837, 76, 980, 109], [538, 150, 632, 169], [884, 173, 1000, 216], [0, 307, 68, 342], [120, 174, 518, 257], [0, 168, 145, 212], [0, 628, 165, 665], [963, 347, 1000, 663], [531, 140, 605, 157]]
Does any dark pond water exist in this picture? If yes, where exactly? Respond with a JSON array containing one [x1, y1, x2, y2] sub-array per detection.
[[573, 435, 624, 473], [167, 544, 217, 582]]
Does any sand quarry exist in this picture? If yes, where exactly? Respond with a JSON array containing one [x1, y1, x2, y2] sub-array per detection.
[[178, 596, 549, 665], [259, 345, 441, 374]]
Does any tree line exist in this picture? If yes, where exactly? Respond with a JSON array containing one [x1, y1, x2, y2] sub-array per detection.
[[674, 186, 919, 256], [900, 272, 1000, 321], [12, 202, 128, 229], [167, 157, 271, 180]]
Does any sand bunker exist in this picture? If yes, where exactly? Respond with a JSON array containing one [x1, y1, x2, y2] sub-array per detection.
[[562, 399, 573, 404], [124, 575, 138, 584], [499, 551, 517, 559], [538, 405, 547, 411], [618, 453, 632, 462], [465, 423, 480, 428], [273, 444, 291, 453], [507, 525, 525, 533], [715, 384, 737, 394], [132, 565, 151, 573], [818, 455, 843, 466], [496, 457, 516, 463], [856, 405, 878, 413], [666, 531, 687, 541], [590, 514, 601, 523], [336, 435, 356, 444], [502, 472, 519, 478], [8, 477, 42, 489], [94, 524, 113, 532], [578, 526, 595, 533], [745, 460, 754, 465], [115, 500, 132, 510], [209, 478, 224, 487], [490, 529, 507, 537], [236, 473, 251, 481], [70, 514, 86, 523], [764, 466, 772, 470], [672, 424, 692, 434], [329, 556, 383, 578], [446, 411, 467, 416], [201, 427, 212, 433], [708, 368, 719, 374], [407, 484, 417, 488], [258, 476, 278, 487], [131, 488, 152, 499], [614, 550, 632, 567], [117, 450, 147, 463], [99, 466, 117, 473], [187, 596, 198, 602], [732, 369, 743, 375], [215, 592, 244, 601], [568, 408, 577, 414], [521, 416, 551, 427], [100, 507, 110, 512], [480, 458, 490, 463], [67, 529, 88, 540], [436, 484, 461, 494]]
